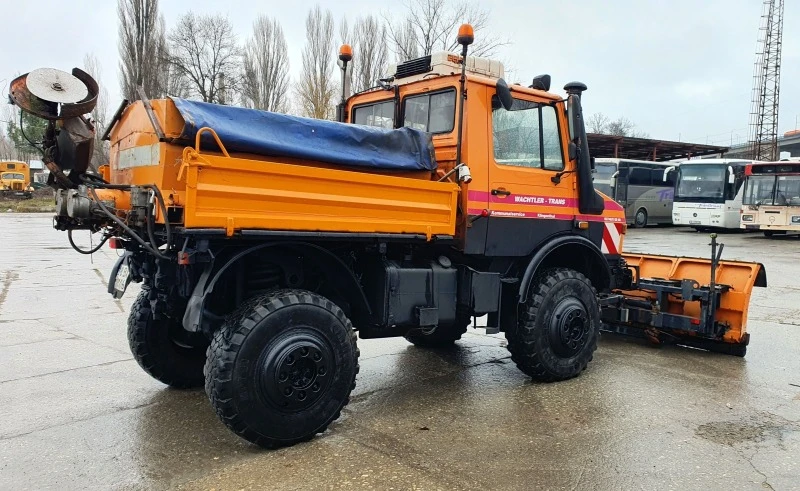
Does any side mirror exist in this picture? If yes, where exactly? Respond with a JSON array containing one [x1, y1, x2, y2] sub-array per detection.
[[728, 165, 735, 184], [664, 165, 676, 182], [496, 78, 514, 111], [568, 141, 577, 161]]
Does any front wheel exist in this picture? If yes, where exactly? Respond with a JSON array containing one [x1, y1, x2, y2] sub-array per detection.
[[506, 268, 600, 382], [205, 289, 359, 448]]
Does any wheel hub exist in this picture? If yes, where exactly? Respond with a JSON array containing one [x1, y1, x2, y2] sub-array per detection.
[[258, 332, 333, 412], [548, 298, 590, 357]]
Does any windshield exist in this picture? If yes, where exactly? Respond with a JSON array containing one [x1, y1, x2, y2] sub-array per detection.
[[1, 173, 24, 181], [744, 176, 775, 205], [776, 176, 800, 205], [744, 175, 800, 206], [675, 164, 726, 202]]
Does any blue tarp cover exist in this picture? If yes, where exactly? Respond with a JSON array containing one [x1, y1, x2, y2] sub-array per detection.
[[171, 98, 437, 172]]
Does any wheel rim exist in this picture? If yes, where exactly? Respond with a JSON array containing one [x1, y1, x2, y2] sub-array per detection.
[[548, 298, 590, 357], [258, 330, 334, 412]]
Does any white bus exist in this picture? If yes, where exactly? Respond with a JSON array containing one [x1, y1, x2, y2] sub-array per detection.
[[672, 158, 753, 230], [741, 161, 800, 236], [594, 158, 677, 227]]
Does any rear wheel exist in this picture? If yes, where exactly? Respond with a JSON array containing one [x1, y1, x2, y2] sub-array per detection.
[[404, 312, 471, 348], [506, 268, 600, 382], [633, 208, 648, 228], [128, 291, 208, 389], [205, 289, 359, 448]]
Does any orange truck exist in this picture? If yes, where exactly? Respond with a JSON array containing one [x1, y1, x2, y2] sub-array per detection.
[[9, 26, 765, 448]]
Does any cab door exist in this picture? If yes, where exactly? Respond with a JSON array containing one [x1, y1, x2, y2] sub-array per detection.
[[486, 95, 577, 256]]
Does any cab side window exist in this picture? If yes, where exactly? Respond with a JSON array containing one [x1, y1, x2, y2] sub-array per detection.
[[402, 90, 456, 134], [492, 99, 564, 171]]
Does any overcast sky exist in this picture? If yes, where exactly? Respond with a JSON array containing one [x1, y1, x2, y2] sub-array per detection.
[[1, 0, 797, 147]]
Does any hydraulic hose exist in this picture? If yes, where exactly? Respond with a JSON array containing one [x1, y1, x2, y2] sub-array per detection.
[[81, 175, 172, 257], [67, 229, 110, 255], [86, 185, 169, 260]]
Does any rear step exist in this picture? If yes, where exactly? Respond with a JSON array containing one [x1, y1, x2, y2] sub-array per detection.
[[601, 234, 767, 356]]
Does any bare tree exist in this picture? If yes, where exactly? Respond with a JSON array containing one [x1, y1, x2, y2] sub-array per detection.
[[587, 113, 649, 138], [241, 16, 290, 112], [0, 106, 20, 160], [351, 15, 389, 93], [336, 16, 354, 102], [83, 54, 110, 170], [168, 13, 241, 104], [390, 19, 419, 62], [338, 17, 349, 46], [587, 113, 610, 134], [297, 6, 336, 119], [163, 56, 191, 99], [0, 130, 15, 160], [385, 0, 506, 61], [118, 0, 168, 100]]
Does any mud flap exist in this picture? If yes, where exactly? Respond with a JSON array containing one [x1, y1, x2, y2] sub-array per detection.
[[602, 251, 766, 354], [108, 252, 134, 299]]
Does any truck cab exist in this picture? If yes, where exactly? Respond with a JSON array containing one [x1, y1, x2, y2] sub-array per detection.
[[345, 51, 626, 260]]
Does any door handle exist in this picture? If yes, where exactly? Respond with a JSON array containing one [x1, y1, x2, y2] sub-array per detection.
[[491, 188, 511, 197]]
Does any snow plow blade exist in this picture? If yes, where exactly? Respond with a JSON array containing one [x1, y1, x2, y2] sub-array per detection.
[[601, 236, 767, 357]]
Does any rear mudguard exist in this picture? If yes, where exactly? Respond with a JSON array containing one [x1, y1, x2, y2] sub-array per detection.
[[608, 253, 766, 346]]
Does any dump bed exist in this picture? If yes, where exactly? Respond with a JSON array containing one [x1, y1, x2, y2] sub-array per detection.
[[108, 99, 460, 238]]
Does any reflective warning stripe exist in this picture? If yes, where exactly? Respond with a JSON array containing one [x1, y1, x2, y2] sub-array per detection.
[[602, 222, 622, 254]]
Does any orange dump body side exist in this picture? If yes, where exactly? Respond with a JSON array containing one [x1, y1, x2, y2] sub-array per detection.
[[108, 99, 459, 238]]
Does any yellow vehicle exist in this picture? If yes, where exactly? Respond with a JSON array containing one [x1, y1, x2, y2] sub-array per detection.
[[9, 26, 766, 448], [0, 160, 33, 198]]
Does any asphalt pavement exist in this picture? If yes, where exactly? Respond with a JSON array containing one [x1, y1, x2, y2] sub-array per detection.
[[1, 213, 798, 490]]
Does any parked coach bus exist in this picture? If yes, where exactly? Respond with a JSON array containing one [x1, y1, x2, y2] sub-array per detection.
[[593, 158, 677, 227], [672, 158, 752, 230], [741, 161, 800, 236]]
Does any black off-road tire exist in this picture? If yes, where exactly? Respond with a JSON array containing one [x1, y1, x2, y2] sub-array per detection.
[[205, 289, 359, 448], [506, 268, 600, 382], [404, 312, 471, 348], [128, 291, 208, 389]]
